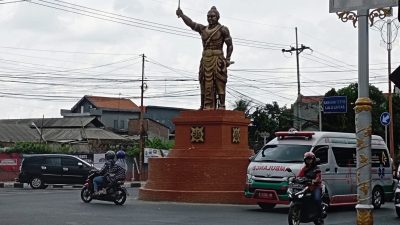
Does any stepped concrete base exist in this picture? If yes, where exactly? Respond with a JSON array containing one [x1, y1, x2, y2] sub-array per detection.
[[138, 110, 255, 204]]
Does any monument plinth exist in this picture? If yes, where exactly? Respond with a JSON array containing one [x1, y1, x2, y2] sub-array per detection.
[[138, 110, 255, 204]]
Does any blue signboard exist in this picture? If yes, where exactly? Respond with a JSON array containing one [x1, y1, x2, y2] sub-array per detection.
[[323, 96, 347, 113], [380, 112, 390, 126]]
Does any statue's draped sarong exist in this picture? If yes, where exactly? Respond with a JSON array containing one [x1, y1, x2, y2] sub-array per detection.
[[199, 49, 227, 109]]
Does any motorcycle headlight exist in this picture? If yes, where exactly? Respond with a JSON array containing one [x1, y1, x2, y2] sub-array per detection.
[[297, 193, 304, 198]]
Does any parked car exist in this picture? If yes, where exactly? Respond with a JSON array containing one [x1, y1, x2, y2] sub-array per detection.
[[16, 154, 93, 189]]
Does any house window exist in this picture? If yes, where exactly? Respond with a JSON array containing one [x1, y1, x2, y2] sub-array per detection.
[[114, 120, 118, 129], [120, 120, 125, 129]]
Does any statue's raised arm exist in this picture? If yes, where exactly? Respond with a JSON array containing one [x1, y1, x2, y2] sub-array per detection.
[[176, 6, 233, 110], [176, 8, 205, 33]]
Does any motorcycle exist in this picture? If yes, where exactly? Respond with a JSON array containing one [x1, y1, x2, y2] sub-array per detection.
[[395, 179, 400, 217], [80, 170, 128, 205], [286, 168, 327, 225]]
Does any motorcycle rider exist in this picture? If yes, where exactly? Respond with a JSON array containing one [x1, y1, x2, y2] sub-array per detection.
[[115, 149, 127, 172], [298, 152, 324, 222], [93, 150, 126, 195]]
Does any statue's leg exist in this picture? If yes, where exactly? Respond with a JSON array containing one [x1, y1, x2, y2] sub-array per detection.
[[199, 62, 205, 110], [218, 94, 225, 109]]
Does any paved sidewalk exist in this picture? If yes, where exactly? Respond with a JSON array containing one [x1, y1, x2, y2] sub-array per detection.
[[0, 181, 144, 189]]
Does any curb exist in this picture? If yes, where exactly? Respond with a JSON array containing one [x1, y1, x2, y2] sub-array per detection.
[[0, 182, 143, 189]]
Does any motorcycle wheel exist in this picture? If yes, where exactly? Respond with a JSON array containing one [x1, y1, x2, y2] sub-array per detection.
[[113, 188, 127, 205], [396, 207, 400, 217], [314, 219, 324, 225], [288, 206, 301, 225], [80, 186, 93, 203]]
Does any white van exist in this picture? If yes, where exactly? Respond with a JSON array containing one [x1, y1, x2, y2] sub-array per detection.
[[244, 130, 394, 210]]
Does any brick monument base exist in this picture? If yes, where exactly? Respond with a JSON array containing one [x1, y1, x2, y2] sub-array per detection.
[[138, 110, 255, 204]]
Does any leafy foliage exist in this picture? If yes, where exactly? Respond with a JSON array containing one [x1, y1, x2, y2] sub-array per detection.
[[322, 83, 386, 138], [5, 142, 52, 154], [146, 137, 174, 150], [249, 101, 293, 151], [233, 99, 252, 117], [125, 143, 140, 157]]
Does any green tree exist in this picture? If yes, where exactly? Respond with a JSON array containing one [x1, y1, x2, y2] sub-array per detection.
[[233, 99, 252, 117], [322, 83, 386, 138], [249, 101, 293, 151]]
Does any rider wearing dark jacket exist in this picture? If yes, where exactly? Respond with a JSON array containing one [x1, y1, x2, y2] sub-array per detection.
[[297, 152, 323, 220], [93, 150, 126, 195]]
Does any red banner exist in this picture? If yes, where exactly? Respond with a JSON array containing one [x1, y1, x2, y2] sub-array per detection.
[[0, 153, 21, 172]]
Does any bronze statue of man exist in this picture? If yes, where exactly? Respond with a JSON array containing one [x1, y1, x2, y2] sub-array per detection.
[[176, 6, 233, 110]]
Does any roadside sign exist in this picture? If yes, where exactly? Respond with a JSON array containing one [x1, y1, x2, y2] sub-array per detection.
[[389, 65, 400, 87], [329, 0, 397, 13], [323, 96, 347, 113], [380, 112, 391, 126]]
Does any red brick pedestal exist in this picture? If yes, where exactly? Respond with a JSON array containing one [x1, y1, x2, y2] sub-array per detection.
[[138, 110, 255, 204]]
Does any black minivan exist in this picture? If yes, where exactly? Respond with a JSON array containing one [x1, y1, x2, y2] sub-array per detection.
[[16, 154, 93, 189]]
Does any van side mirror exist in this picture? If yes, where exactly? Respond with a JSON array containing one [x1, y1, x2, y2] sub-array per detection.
[[249, 155, 255, 162], [285, 168, 292, 173]]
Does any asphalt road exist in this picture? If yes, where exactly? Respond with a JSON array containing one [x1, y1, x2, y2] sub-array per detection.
[[0, 187, 399, 225]]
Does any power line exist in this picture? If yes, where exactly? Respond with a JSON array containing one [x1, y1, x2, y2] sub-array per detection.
[[26, 0, 286, 51]]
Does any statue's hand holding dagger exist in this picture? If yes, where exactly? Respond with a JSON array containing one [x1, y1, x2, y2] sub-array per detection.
[[176, 0, 181, 18], [175, 1, 234, 66]]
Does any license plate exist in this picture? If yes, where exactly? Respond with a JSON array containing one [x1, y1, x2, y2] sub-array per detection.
[[258, 192, 275, 199], [290, 184, 304, 189]]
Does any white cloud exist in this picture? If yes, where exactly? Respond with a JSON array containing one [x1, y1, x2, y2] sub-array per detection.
[[0, 0, 398, 119]]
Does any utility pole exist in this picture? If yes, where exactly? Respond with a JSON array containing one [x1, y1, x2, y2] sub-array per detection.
[[375, 18, 399, 159], [387, 19, 394, 159], [282, 27, 311, 131], [139, 54, 146, 181]]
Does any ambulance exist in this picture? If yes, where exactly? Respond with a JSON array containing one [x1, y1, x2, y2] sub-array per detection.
[[244, 130, 394, 210]]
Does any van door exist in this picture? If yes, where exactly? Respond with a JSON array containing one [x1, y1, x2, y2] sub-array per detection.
[[313, 145, 329, 174], [42, 157, 63, 184], [331, 147, 356, 197], [61, 156, 89, 184]]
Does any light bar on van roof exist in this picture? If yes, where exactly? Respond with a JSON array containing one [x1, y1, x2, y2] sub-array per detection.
[[275, 131, 315, 138]]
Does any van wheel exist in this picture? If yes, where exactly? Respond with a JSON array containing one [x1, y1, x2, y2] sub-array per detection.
[[372, 187, 383, 209], [257, 203, 276, 210], [30, 177, 44, 189]]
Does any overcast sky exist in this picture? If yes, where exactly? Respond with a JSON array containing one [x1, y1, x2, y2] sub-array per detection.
[[0, 0, 399, 119]]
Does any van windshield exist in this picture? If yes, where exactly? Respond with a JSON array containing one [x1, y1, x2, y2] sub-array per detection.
[[254, 144, 312, 163]]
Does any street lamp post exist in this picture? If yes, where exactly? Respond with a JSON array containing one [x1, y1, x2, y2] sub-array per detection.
[[329, 1, 396, 224]]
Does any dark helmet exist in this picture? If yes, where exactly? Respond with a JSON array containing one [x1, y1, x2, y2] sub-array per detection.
[[116, 150, 126, 159], [304, 152, 316, 163], [105, 150, 116, 160]]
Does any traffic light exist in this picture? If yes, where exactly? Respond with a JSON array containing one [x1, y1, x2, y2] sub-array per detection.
[[389, 65, 400, 87]]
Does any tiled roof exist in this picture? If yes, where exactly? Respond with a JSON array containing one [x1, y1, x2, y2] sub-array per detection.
[[86, 96, 140, 111], [296, 95, 324, 104]]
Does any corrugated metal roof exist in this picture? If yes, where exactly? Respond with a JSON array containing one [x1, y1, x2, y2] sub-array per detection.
[[0, 124, 39, 142], [0, 117, 103, 128], [0, 121, 125, 143], [42, 128, 127, 142]]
